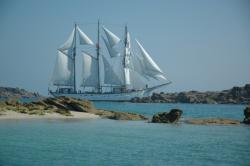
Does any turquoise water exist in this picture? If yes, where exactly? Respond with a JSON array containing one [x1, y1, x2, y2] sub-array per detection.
[[0, 102, 250, 166], [94, 102, 245, 120]]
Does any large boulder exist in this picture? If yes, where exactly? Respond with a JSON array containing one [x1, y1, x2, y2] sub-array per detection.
[[152, 109, 183, 123], [243, 106, 250, 124]]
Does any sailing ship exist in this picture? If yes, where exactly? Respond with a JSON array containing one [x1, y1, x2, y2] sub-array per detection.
[[49, 20, 171, 101]]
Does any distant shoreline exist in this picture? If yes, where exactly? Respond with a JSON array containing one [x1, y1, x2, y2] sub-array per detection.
[[131, 84, 250, 104], [0, 84, 249, 104], [0, 87, 43, 99]]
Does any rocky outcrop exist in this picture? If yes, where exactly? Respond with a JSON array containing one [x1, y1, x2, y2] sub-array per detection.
[[243, 106, 250, 124], [152, 109, 183, 123], [131, 84, 250, 104], [0, 96, 148, 120], [95, 110, 148, 120], [186, 118, 240, 125], [0, 87, 42, 99]]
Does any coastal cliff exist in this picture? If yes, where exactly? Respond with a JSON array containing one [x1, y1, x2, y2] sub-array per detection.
[[131, 84, 250, 104]]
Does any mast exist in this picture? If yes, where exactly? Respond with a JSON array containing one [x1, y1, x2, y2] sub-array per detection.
[[96, 19, 101, 93], [73, 23, 77, 93], [123, 24, 128, 90]]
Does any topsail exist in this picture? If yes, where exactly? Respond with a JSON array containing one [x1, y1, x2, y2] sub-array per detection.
[[81, 51, 99, 87], [102, 26, 121, 47], [77, 26, 94, 45], [103, 56, 123, 85], [59, 28, 75, 54]]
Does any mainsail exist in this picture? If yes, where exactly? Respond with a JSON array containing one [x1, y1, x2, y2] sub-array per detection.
[[102, 56, 123, 85], [51, 50, 74, 86], [81, 51, 99, 87], [102, 36, 120, 57]]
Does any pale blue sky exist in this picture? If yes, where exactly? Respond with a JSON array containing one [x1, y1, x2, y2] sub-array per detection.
[[0, 0, 249, 95]]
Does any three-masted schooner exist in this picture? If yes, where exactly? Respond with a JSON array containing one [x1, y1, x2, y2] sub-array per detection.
[[49, 20, 171, 101]]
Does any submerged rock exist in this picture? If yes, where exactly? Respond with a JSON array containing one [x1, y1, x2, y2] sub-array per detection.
[[186, 118, 240, 125], [243, 106, 250, 124], [152, 109, 183, 123]]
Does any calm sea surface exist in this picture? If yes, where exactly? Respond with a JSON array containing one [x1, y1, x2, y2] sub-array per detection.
[[0, 102, 250, 166]]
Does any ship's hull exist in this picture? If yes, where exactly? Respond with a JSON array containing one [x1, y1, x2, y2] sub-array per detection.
[[49, 82, 171, 101], [50, 90, 146, 101]]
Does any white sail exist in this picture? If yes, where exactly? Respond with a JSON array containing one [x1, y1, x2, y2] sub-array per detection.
[[102, 36, 120, 57], [102, 26, 120, 47], [59, 28, 75, 51], [124, 68, 131, 85], [60, 48, 74, 58], [102, 56, 123, 85], [135, 39, 166, 80], [130, 52, 147, 77], [129, 70, 146, 89], [81, 51, 99, 87], [77, 26, 94, 45], [51, 50, 74, 86]]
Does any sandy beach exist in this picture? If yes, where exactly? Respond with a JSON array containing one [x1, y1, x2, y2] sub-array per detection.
[[0, 110, 99, 120]]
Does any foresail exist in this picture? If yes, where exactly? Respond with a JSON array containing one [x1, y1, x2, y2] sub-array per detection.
[[77, 26, 94, 45], [102, 26, 120, 47], [135, 39, 166, 80], [81, 51, 99, 87], [59, 28, 75, 51], [130, 52, 149, 79], [51, 50, 74, 86], [135, 39, 163, 73], [102, 56, 123, 86], [102, 36, 120, 57], [129, 70, 146, 89]]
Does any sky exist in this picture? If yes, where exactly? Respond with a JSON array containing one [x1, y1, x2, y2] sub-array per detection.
[[0, 0, 249, 95]]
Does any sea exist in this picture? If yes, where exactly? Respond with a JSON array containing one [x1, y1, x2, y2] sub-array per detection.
[[0, 102, 249, 166]]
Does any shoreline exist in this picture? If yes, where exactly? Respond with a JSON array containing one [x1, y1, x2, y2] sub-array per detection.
[[0, 110, 100, 120]]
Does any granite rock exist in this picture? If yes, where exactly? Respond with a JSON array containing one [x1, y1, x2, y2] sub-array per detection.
[[152, 109, 183, 123]]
